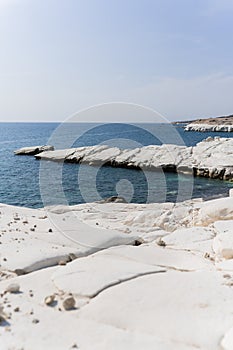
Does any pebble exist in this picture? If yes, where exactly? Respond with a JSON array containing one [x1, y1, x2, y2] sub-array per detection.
[[0, 313, 6, 324], [32, 318, 40, 324], [44, 295, 55, 306], [157, 238, 166, 247], [58, 260, 67, 266], [63, 296, 76, 310], [69, 253, 76, 261], [6, 283, 20, 294], [0, 306, 6, 324]]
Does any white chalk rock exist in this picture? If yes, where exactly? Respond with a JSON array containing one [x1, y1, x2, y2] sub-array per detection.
[[0, 204, 136, 274], [196, 197, 233, 226], [221, 326, 233, 350], [79, 270, 233, 350], [213, 233, 233, 259], [185, 123, 233, 132], [163, 226, 215, 253], [52, 248, 164, 297], [14, 145, 54, 155], [13, 137, 233, 181]]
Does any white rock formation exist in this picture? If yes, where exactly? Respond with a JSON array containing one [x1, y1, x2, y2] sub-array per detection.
[[31, 137, 233, 180], [14, 145, 54, 155], [185, 123, 233, 132], [0, 203, 136, 274], [1, 196, 233, 349]]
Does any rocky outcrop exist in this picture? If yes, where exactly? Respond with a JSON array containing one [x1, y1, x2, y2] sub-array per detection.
[[14, 145, 54, 155], [32, 137, 233, 181], [2, 196, 233, 349], [182, 114, 233, 132], [185, 123, 233, 132]]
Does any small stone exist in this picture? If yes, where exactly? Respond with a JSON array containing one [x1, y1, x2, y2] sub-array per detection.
[[58, 260, 67, 266], [157, 238, 166, 247], [0, 314, 6, 324], [134, 239, 143, 246], [68, 253, 76, 261], [32, 318, 39, 324], [14, 307, 20, 312], [0, 306, 6, 324], [44, 295, 55, 306], [6, 283, 20, 294], [48, 228, 53, 233], [63, 296, 76, 310]]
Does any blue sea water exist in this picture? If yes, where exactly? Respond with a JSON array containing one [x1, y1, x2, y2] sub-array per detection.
[[0, 122, 233, 208]]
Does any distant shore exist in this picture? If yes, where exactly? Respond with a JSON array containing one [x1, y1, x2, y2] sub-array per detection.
[[173, 114, 233, 125], [173, 114, 233, 132]]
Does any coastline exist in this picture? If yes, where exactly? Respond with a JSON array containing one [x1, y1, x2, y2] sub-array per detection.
[[185, 123, 233, 132], [181, 114, 233, 132], [1, 194, 233, 349], [16, 136, 233, 181]]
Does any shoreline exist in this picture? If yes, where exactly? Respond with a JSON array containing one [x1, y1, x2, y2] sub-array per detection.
[[2, 135, 233, 349], [15, 136, 233, 181], [185, 123, 233, 132]]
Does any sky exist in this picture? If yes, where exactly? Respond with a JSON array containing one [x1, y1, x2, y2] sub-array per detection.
[[0, 0, 233, 122]]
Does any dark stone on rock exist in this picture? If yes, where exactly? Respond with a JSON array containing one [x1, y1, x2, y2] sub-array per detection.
[[101, 196, 127, 203]]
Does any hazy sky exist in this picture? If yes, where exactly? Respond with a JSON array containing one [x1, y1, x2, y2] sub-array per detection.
[[0, 0, 233, 122]]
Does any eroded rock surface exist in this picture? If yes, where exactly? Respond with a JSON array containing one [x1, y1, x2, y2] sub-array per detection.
[[1, 196, 233, 349], [17, 137, 233, 180]]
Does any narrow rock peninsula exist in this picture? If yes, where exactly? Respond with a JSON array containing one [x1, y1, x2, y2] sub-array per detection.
[[184, 114, 233, 132], [14, 145, 54, 155], [15, 137, 233, 181]]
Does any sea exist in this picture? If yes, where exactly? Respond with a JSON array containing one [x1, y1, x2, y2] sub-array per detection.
[[0, 122, 233, 208]]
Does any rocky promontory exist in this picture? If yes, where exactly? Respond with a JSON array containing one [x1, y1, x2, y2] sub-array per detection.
[[184, 114, 233, 132], [15, 137, 233, 181]]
